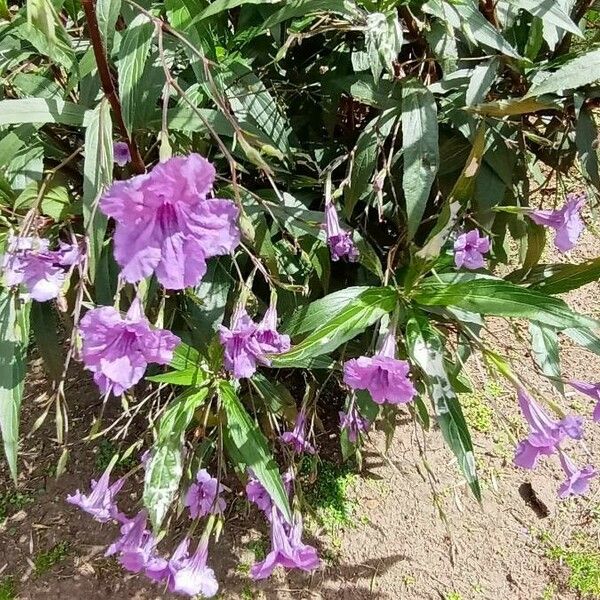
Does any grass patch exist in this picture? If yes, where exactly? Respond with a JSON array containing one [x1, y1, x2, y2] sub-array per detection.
[[548, 542, 600, 597], [460, 381, 500, 433], [94, 438, 137, 472], [446, 593, 463, 600], [246, 538, 268, 562], [0, 577, 16, 600], [0, 490, 34, 520], [34, 541, 70, 575]]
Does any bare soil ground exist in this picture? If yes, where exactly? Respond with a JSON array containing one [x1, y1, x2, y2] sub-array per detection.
[[1, 223, 599, 600]]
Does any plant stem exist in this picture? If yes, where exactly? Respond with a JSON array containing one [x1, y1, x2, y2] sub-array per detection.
[[80, 0, 145, 174]]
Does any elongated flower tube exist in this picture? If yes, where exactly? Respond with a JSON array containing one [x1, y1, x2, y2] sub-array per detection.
[[529, 192, 585, 253], [557, 450, 597, 499], [343, 326, 416, 405], [339, 405, 370, 443], [66, 461, 124, 523], [453, 229, 490, 270], [79, 299, 179, 396], [513, 388, 583, 469], [280, 408, 315, 454], [100, 153, 240, 289], [569, 380, 600, 422], [324, 199, 359, 262], [2, 236, 80, 302]]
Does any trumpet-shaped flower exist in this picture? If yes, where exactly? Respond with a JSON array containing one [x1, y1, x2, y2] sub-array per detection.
[[184, 469, 226, 518], [324, 200, 359, 262], [513, 388, 583, 469], [529, 192, 585, 253], [453, 229, 490, 270], [2, 236, 80, 302], [79, 299, 179, 396], [569, 380, 600, 422], [343, 330, 416, 405], [280, 409, 315, 454], [66, 461, 124, 523], [557, 451, 597, 499], [100, 154, 240, 289], [339, 405, 370, 443]]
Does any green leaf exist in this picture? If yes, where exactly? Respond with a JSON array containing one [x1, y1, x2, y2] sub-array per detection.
[[193, 0, 278, 21], [401, 79, 439, 240], [97, 0, 121, 53], [170, 343, 202, 371], [529, 257, 600, 295], [146, 365, 208, 386], [506, 0, 581, 36], [283, 286, 370, 337], [576, 104, 600, 190], [262, 0, 355, 29], [465, 59, 499, 106], [83, 99, 113, 281], [117, 13, 155, 133], [529, 322, 563, 393], [406, 313, 481, 501], [143, 388, 209, 530], [218, 380, 292, 522], [0, 290, 30, 482], [275, 287, 398, 365], [527, 49, 600, 97], [0, 98, 88, 126], [30, 301, 63, 382], [414, 278, 597, 331], [250, 373, 296, 419]]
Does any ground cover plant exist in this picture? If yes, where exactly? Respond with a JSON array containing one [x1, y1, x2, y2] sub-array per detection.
[[1, 0, 600, 597]]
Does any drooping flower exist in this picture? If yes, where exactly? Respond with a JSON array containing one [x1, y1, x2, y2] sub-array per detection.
[[113, 142, 131, 167], [529, 192, 585, 253], [339, 405, 370, 443], [100, 153, 240, 289], [79, 298, 179, 396], [66, 461, 125, 523], [343, 329, 416, 405], [557, 450, 597, 499], [280, 409, 315, 454], [513, 387, 584, 469], [251, 508, 320, 580], [246, 476, 273, 514], [1, 236, 80, 302], [324, 200, 359, 262], [219, 302, 289, 379], [184, 469, 226, 519], [106, 510, 159, 573], [146, 537, 218, 598], [453, 229, 490, 270], [568, 380, 600, 422]]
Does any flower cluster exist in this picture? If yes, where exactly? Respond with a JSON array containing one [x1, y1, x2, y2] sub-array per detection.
[[79, 298, 179, 396], [219, 302, 290, 379], [339, 404, 370, 443], [100, 153, 240, 289], [1, 236, 80, 302], [513, 387, 597, 498]]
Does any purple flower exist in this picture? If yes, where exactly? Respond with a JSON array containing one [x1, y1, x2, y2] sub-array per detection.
[[513, 388, 584, 469], [453, 229, 490, 270], [100, 153, 240, 289], [246, 476, 273, 514], [219, 303, 290, 379], [557, 451, 597, 499], [529, 192, 585, 253], [106, 510, 159, 573], [79, 298, 179, 396], [568, 380, 600, 422], [184, 469, 226, 519], [324, 200, 359, 262], [251, 508, 319, 580], [113, 142, 131, 167], [66, 461, 124, 522], [339, 405, 370, 443], [146, 537, 218, 598], [2, 236, 80, 302], [280, 409, 315, 454], [343, 330, 416, 405]]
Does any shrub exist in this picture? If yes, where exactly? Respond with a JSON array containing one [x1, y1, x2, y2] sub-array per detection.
[[1, 0, 600, 596]]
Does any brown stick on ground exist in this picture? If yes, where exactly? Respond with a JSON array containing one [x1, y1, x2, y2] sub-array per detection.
[[80, 0, 146, 174]]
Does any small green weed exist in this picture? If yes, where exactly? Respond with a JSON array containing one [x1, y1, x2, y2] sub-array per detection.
[[548, 544, 600, 597], [446, 593, 462, 600], [0, 576, 16, 600], [241, 585, 254, 600], [460, 383, 498, 433], [0, 490, 34, 520], [94, 439, 137, 472], [542, 583, 557, 600], [246, 538, 268, 562], [34, 541, 70, 575]]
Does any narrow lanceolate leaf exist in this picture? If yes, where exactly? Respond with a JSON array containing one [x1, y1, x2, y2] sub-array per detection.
[[273, 287, 398, 366], [218, 380, 292, 522], [117, 13, 155, 133], [527, 49, 600, 98], [0, 98, 88, 126], [0, 290, 30, 482], [506, 0, 581, 36], [96, 0, 122, 53], [30, 301, 63, 382], [576, 105, 600, 191], [529, 322, 563, 394], [529, 257, 600, 295], [413, 279, 598, 331], [406, 313, 481, 501], [401, 79, 439, 240], [83, 99, 113, 281], [144, 388, 209, 530]]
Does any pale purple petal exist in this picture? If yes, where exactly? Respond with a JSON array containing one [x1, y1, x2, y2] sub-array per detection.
[[454, 229, 490, 270], [113, 142, 131, 167], [324, 201, 359, 262], [558, 451, 597, 498]]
